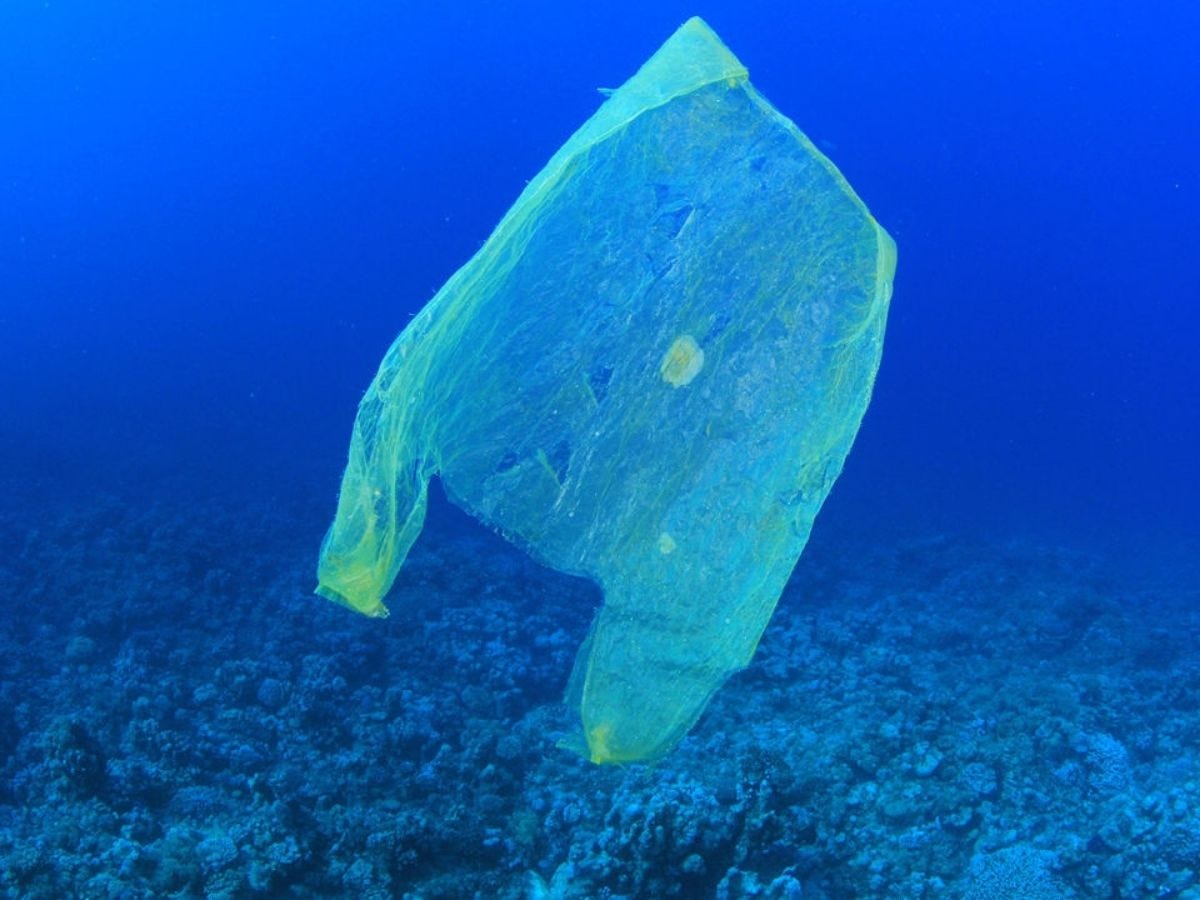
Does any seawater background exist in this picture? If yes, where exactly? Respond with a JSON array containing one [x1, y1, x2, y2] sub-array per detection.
[[1, 1, 1197, 897]]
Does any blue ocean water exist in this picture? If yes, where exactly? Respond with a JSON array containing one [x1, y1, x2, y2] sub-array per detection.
[[1, 1, 1197, 896]]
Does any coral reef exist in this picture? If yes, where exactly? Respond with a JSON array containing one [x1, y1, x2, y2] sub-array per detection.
[[1, 483, 1197, 897]]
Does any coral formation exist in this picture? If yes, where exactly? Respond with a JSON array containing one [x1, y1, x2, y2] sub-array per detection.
[[1, 482, 1198, 896]]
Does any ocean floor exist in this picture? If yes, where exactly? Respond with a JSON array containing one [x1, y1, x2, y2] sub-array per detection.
[[1, 479, 1198, 898]]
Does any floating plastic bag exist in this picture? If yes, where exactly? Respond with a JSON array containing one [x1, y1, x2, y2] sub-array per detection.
[[317, 17, 895, 762]]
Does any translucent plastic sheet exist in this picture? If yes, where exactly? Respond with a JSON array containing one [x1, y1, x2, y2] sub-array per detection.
[[317, 17, 895, 762]]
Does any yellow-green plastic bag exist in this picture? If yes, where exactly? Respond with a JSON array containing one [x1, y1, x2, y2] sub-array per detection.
[[317, 17, 895, 763]]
